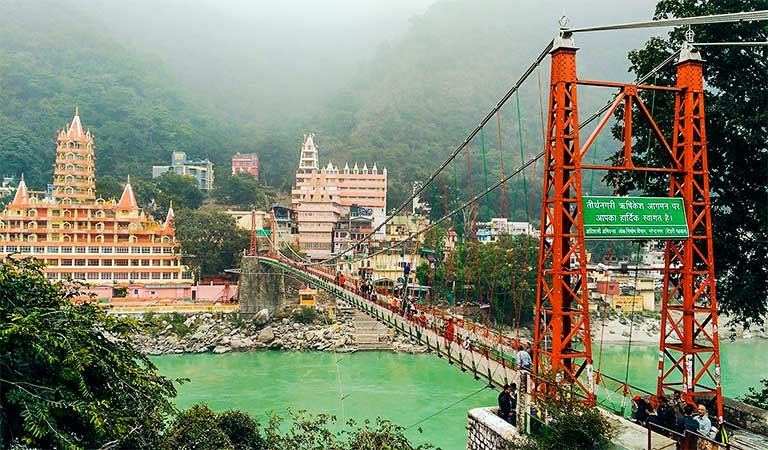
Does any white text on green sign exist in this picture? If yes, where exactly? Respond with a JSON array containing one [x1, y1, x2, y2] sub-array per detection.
[[582, 196, 689, 239]]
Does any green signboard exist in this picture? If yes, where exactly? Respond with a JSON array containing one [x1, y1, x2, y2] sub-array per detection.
[[255, 229, 271, 236], [582, 196, 689, 239]]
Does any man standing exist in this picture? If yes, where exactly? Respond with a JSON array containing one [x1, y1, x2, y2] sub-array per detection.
[[517, 344, 532, 371], [694, 404, 712, 437], [497, 384, 513, 423]]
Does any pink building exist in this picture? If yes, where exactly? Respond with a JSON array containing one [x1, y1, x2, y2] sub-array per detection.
[[231, 153, 259, 179], [291, 133, 387, 260]]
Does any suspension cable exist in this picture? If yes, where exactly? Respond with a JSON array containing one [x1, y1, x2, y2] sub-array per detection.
[[306, 40, 555, 266], [564, 10, 768, 33]]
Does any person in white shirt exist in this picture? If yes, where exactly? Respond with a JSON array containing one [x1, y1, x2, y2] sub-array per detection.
[[516, 344, 532, 371], [693, 404, 712, 437]]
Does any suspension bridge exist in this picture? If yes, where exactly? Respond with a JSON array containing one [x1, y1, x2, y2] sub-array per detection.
[[244, 10, 768, 449]]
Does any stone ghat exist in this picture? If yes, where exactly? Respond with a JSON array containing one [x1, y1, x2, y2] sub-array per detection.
[[128, 309, 426, 355]]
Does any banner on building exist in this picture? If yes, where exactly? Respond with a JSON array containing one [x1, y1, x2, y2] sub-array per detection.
[[582, 196, 689, 239]]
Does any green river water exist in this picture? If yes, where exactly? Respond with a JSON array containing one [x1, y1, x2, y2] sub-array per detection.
[[153, 340, 766, 449]]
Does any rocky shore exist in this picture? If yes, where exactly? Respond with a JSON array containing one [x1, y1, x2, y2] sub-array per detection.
[[130, 309, 427, 356]]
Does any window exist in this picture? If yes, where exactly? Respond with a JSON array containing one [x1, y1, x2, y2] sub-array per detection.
[[102, 246, 112, 253], [74, 259, 85, 266], [74, 272, 86, 280], [101, 273, 112, 280], [19, 246, 31, 253], [151, 272, 161, 280], [88, 259, 99, 266], [162, 273, 172, 280], [5, 246, 18, 253], [48, 246, 59, 253], [75, 246, 86, 253], [88, 247, 100, 253], [114, 273, 129, 280], [102, 259, 112, 266], [139, 272, 150, 279], [116, 247, 129, 254], [140, 260, 150, 266], [61, 259, 73, 266], [115, 259, 129, 267], [61, 246, 73, 253], [141, 247, 151, 254], [34, 246, 45, 253]]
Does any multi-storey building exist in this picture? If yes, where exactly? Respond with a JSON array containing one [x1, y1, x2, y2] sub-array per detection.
[[0, 110, 193, 299], [291, 133, 387, 259], [476, 218, 538, 243], [153, 151, 214, 191], [231, 153, 259, 179]]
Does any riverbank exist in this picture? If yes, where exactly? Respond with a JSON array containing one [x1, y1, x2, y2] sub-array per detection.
[[130, 308, 427, 355], [593, 311, 768, 344]]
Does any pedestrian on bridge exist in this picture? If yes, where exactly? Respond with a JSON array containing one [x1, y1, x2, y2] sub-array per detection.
[[516, 344, 532, 372], [694, 404, 712, 438], [444, 318, 455, 344]]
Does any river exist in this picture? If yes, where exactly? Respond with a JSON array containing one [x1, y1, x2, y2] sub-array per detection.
[[153, 340, 765, 449]]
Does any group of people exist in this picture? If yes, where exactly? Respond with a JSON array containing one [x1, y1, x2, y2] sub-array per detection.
[[632, 391, 716, 443], [497, 383, 519, 426]]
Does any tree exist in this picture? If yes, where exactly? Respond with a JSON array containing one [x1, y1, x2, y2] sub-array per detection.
[[152, 172, 204, 210], [96, 174, 123, 200], [174, 209, 250, 276], [133, 172, 204, 217], [0, 257, 178, 449], [613, 0, 767, 326], [163, 404, 235, 450], [740, 379, 768, 409], [213, 173, 272, 209]]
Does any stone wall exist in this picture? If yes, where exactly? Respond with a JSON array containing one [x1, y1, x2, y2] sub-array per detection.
[[239, 257, 337, 316], [723, 396, 768, 436], [467, 407, 520, 450]]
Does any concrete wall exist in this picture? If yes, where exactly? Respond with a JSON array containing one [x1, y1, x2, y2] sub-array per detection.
[[467, 407, 520, 450]]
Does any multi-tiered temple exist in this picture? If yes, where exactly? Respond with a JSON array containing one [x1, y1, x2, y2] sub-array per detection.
[[0, 110, 193, 298]]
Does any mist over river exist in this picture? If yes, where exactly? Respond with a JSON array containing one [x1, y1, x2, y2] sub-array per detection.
[[153, 341, 765, 449]]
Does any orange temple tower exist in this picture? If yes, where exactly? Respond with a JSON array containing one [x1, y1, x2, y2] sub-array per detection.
[[0, 110, 193, 298]]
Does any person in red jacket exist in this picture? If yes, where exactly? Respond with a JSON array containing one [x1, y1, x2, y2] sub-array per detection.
[[444, 318, 456, 344]]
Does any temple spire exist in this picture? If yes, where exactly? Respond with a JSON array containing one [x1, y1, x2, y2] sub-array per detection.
[[9, 174, 29, 206], [116, 176, 137, 210], [162, 200, 175, 233], [67, 107, 84, 139]]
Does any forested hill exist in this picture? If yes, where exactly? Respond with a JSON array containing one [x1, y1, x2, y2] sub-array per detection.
[[0, 0, 255, 189], [311, 0, 658, 212]]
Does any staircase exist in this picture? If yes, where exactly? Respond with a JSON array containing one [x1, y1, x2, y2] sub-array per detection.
[[351, 309, 393, 351]]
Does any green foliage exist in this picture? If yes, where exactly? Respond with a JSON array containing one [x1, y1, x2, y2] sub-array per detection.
[[614, 0, 767, 326], [163, 404, 235, 450], [0, 257, 178, 449], [217, 410, 264, 450], [134, 172, 204, 215], [96, 174, 124, 200], [262, 409, 432, 450], [511, 387, 616, 450], [174, 208, 250, 277], [415, 262, 431, 286], [436, 234, 538, 327], [0, 0, 259, 189], [740, 379, 768, 409], [292, 307, 318, 324], [214, 173, 273, 209]]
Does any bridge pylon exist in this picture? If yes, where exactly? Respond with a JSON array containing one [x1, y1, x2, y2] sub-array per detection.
[[658, 44, 723, 421], [532, 31, 594, 403], [531, 33, 723, 417]]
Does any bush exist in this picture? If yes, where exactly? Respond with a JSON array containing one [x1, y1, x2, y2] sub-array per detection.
[[164, 404, 234, 450], [217, 410, 264, 450], [292, 306, 318, 324]]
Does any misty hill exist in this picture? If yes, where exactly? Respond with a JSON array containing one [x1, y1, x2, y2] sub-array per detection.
[[311, 0, 660, 211], [0, 0, 256, 189]]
